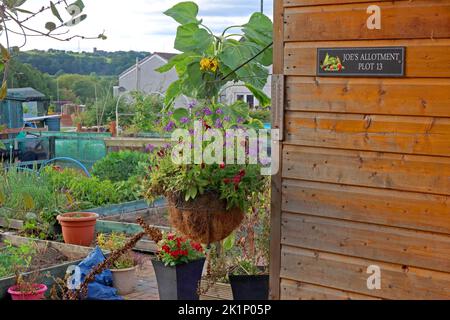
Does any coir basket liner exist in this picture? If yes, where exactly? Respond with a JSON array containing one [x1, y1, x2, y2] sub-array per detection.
[[167, 192, 244, 244]]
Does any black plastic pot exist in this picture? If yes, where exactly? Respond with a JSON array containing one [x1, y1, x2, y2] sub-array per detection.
[[151, 258, 205, 300], [229, 274, 269, 300]]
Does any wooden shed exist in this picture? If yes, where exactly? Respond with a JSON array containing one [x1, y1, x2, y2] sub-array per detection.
[[270, 0, 450, 300]]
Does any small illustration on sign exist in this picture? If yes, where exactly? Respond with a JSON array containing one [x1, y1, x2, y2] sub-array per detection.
[[320, 53, 345, 72], [317, 47, 405, 77]]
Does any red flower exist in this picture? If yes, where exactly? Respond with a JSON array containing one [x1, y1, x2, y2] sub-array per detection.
[[167, 234, 175, 241], [219, 163, 225, 169], [233, 176, 241, 184], [239, 169, 246, 177], [223, 178, 231, 184], [191, 242, 203, 252], [162, 245, 170, 253], [202, 120, 211, 130]]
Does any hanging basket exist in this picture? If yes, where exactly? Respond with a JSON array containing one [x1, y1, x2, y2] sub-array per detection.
[[167, 192, 244, 244]]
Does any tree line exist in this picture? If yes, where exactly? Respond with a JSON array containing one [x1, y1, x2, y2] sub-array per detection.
[[15, 49, 149, 76]]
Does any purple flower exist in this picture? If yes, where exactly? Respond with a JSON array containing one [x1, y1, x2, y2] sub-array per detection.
[[167, 111, 174, 116], [216, 109, 223, 115], [223, 116, 231, 122], [215, 119, 223, 129], [164, 121, 176, 132], [237, 117, 244, 124], [195, 111, 201, 117], [180, 117, 190, 124], [203, 107, 213, 116], [145, 144, 156, 153], [260, 157, 271, 166], [188, 101, 197, 109], [188, 129, 195, 135]]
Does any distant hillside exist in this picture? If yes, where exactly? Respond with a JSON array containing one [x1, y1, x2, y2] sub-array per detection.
[[15, 49, 150, 76]]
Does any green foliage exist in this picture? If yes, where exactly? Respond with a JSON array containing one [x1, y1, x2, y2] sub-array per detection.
[[92, 151, 151, 183], [0, 168, 68, 221], [143, 145, 266, 212], [0, 241, 36, 279], [97, 233, 138, 269], [16, 49, 149, 76], [43, 167, 143, 208], [249, 109, 271, 123], [127, 92, 165, 134], [158, 1, 273, 105]]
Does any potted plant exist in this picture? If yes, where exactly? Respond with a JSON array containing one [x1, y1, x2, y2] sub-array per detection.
[[144, 142, 265, 244], [57, 212, 99, 246], [8, 273, 48, 301], [152, 232, 206, 300], [200, 180, 270, 300], [142, 1, 272, 245], [3, 241, 48, 301], [97, 233, 142, 295]]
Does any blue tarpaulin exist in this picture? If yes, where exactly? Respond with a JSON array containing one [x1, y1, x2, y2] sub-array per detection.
[[77, 246, 123, 300]]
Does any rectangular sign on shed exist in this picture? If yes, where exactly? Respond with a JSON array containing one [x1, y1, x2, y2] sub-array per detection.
[[317, 47, 405, 77]]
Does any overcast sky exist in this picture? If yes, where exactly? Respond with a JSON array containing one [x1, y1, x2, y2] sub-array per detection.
[[5, 0, 273, 53]]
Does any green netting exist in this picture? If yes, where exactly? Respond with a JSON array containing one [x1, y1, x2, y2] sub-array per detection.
[[39, 132, 111, 169]]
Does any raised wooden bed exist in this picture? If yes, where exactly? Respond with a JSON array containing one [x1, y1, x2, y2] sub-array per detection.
[[0, 234, 93, 300], [199, 281, 232, 301], [86, 198, 166, 218]]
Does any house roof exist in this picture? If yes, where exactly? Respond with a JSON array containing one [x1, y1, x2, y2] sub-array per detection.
[[153, 52, 177, 61], [119, 52, 177, 78], [6, 87, 49, 102]]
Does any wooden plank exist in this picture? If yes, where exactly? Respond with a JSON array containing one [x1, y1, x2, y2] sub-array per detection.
[[286, 77, 450, 117], [272, 75, 285, 141], [283, 146, 450, 195], [282, 179, 450, 235], [199, 281, 233, 300], [280, 279, 380, 300], [284, 0, 389, 6], [285, 39, 450, 78], [285, 112, 450, 157], [282, 212, 450, 272], [269, 0, 285, 301], [285, 1, 450, 42], [95, 220, 171, 235], [281, 246, 450, 300], [0, 218, 24, 230], [0, 234, 93, 300]]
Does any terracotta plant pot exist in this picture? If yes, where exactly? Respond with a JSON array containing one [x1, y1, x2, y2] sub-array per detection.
[[57, 212, 99, 246], [152, 258, 205, 300], [167, 193, 244, 244], [8, 284, 48, 300], [111, 266, 138, 296]]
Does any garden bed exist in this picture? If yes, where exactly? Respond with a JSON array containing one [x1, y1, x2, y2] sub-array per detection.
[[0, 234, 93, 300], [97, 199, 169, 227]]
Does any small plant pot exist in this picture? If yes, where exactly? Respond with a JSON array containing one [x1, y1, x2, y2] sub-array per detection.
[[229, 274, 269, 300], [168, 193, 244, 244], [152, 258, 205, 300], [111, 266, 138, 296], [57, 212, 99, 246], [8, 284, 48, 300]]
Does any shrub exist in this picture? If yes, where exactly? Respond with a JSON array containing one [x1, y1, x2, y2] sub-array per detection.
[[43, 167, 142, 208], [92, 151, 150, 182]]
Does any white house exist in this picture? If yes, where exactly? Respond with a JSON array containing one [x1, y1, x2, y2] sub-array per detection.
[[117, 52, 272, 109]]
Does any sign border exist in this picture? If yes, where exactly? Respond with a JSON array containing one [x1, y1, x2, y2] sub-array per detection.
[[316, 47, 406, 77]]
